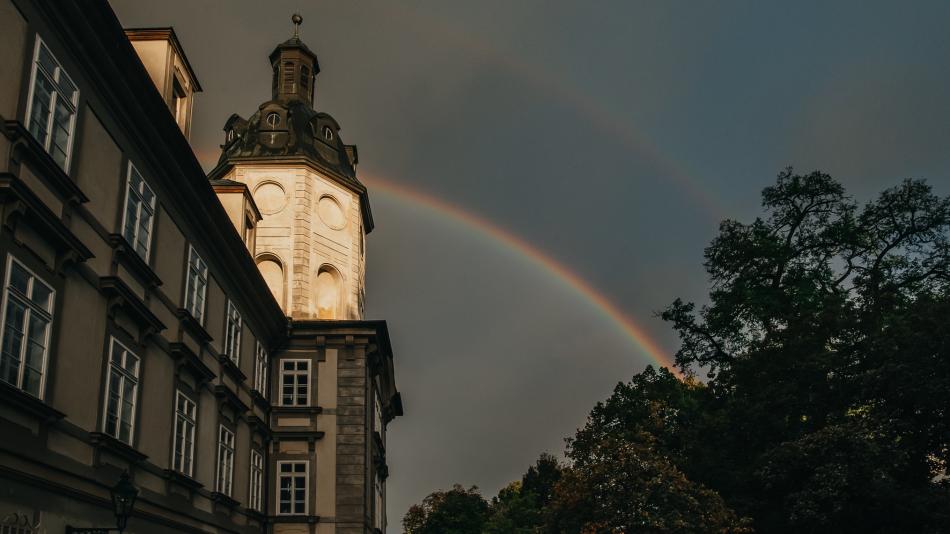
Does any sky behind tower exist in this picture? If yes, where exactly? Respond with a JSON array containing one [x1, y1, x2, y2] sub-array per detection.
[[110, 0, 950, 523]]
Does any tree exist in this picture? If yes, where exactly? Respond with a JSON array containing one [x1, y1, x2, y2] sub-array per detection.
[[661, 169, 950, 532], [402, 484, 489, 534], [484, 454, 564, 533], [545, 434, 751, 533]]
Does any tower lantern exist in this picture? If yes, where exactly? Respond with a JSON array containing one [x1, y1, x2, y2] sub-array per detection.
[[269, 14, 319, 105]]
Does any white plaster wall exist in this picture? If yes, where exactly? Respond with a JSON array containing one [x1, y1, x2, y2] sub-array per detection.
[[227, 164, 365, 320]]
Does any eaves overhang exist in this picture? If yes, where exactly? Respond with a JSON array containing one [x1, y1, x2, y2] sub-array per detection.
[[207, 156, 375, 233]]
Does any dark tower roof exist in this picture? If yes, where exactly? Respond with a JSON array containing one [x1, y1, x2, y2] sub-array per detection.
[[208, 14, 373, 232]]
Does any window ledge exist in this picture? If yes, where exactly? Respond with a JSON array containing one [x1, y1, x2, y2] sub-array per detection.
[[162, 468, 203, 490], [88, 431, 148, 463], [210, 491, 240, 509], [270, 515, 320, 524], [217, 353, 247, 382], [176, 308, 212, 344], [271, 431, 325, 443], [1, 119, 89, 204], [272, 405, 322, 415], [108, 234, 162, 288], [247, 414, 272, 441], [250, 390, 271, 411], [0, 172, 94, 269], [169, 342, 216, 385], [0, 381, 64, 422], [213, 384, 249, 414], [245, 508, 266, 522], [99, 276, 165, 335]]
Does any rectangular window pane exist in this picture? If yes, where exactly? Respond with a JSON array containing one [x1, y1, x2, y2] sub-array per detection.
[[50, 98, 73, 168], [28, 40, 78, 170], [0, 258, 54, 397], [103, 339, 139, 444], [28, 74, 53, 143]]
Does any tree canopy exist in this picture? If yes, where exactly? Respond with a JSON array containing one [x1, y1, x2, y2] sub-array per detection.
[[403, 170, 950, 533]]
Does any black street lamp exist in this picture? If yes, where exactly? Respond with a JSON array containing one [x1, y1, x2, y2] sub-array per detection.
[[65, 471, 139, 534]]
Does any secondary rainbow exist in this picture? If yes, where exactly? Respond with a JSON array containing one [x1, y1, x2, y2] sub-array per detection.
[[362, 173, 677, 371]]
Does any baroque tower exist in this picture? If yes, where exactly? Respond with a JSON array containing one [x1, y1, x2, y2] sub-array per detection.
[[209, 15, 400, 534], [211, 14, 369, 321]]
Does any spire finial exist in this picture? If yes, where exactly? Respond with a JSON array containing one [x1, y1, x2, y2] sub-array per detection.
[[292, 13, 303, 38]]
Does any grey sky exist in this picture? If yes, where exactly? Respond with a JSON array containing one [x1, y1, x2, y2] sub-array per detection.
[[111, 0, 950, 524]]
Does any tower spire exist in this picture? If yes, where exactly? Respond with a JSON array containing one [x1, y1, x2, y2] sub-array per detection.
[[292, 13, 302, 38]]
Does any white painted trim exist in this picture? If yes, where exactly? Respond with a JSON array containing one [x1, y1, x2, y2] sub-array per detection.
[[0, 255, 55, 399], [278, 358, 310, 407], [276, 460, 310, 516]]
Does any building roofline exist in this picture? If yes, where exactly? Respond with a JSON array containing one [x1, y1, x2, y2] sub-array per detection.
[[60, 1, 285, 342]]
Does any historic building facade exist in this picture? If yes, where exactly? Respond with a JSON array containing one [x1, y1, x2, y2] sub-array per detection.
[[0, 1, 401, 533]]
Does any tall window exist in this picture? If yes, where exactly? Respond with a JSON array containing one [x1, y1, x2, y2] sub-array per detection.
[[184, 246, 208, 323], [282, 61, 295, 93], [172, 391, 196, 477], [26, 36, 78, 170], [121, 162, 156, 260], [0, 256, 54, 398], [172, 77, 187, 130], [102, 338, 140, 445], [254, 342, 268, 397], [374, 392, 384, 434], [374, 476, 385, 530], [224, 301, 242, 365], [280, 360, 309, 406], [250, 450, 264, 512], [216, 425, 235, 496], [277, 461, 308, 515]]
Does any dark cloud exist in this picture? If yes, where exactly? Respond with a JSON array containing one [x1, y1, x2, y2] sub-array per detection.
[[111, 0, 950, 523]]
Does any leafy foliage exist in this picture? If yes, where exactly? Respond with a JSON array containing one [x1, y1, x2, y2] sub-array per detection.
[[403, 170, 950, 533], [402, 484, 489, 534]]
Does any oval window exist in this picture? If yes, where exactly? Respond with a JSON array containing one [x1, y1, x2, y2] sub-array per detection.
[[254, 181, 287, 215], [317, 195, 346, 229], [265, 112, 281, 128]]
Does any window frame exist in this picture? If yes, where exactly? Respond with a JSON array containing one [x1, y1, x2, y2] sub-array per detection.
[[279, 359, 310, 407], [254, 341, 269, 398], [224, 300, 242, 365], [101, 337, 140, 445], [24, 35, 79, 171], [119, 161, 157, 261], [249, 449, 264, 512], [276, 460, 309, 516], [171, 390, 197, 478], [184, 245, 208, 324], [0, 255, 55, 399], [215, 424, 235, 496]]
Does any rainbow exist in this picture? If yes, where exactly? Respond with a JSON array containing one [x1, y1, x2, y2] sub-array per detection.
[[372, 3, 726, 219], [362, 173, 677, 371]]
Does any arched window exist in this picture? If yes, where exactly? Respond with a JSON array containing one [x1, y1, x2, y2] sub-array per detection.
[[315, 266, 342, 319], [256, 255, 284, 309]]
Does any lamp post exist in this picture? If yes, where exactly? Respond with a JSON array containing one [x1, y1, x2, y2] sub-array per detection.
[[65, 471, 139, 534]]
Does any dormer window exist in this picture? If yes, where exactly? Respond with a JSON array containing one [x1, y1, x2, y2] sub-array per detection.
[[323, 126, 333, 141], [266, 112, 281, 128], [226, 129, 235, 143]]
